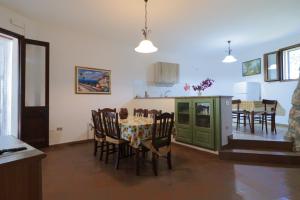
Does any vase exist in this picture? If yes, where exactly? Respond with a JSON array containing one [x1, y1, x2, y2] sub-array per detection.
[[197, 91, 202, 96], [119, 108, 128, 119]]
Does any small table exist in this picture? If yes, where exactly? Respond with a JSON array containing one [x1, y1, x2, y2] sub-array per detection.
[[233, 101, 276, 134], [119, 116, 154, 175]]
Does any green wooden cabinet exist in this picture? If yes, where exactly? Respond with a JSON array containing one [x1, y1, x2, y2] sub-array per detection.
[[175, 98, 193, 144], [175, 96, 232, 151]]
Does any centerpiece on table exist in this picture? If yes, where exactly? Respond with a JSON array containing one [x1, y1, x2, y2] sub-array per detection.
[[192, 78, 214, 96]]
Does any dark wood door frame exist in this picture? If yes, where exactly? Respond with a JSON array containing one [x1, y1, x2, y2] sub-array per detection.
[[0, 27, 25, 138], [21, 39, 50, 148]]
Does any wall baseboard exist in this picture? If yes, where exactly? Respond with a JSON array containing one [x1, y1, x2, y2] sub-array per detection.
[[48, 139, 93, 148]]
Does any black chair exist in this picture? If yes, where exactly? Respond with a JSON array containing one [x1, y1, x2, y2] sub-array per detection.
[[134, 108, 147, 117], [147, 109, 162, 119], [102, 110, 129, 169], [261, 99, 278, 134], [232, 100, 250, 130], [91, 110, 106, 160], [142, 112, 175, 176]]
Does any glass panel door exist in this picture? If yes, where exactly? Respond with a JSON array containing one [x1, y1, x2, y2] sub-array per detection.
[[193, 98, 215, 149], [177, 102, 190, 125], [175, 98, 192, 129], [21, 39, 49, 148], [25, 44, 46, 107], [195, 102, 211, 128]]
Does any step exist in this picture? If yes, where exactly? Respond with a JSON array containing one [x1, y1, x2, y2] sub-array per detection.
[[219, 149, 300, 165], [227, 136, 293, 152]]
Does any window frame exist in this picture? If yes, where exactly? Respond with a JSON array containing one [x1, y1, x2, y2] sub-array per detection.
[[264, 43, 300, 82], [263, 51, 281, 82], [279, 44, 300, 82]]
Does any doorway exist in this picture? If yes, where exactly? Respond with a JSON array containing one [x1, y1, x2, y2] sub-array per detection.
[[0, 32, 19, 138], [0, 28, 50, 148]]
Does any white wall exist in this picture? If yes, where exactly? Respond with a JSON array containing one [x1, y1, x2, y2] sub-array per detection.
[[0, 4, 297, 145], [235, 35, 300, 124]]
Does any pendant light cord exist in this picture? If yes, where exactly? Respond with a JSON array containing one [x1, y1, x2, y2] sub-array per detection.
[[228, 40, 232, 55], [145, 0, 148, 31], [142, 0, 149, 39]]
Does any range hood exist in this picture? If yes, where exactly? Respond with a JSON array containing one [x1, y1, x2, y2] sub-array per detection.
[[153, 62, 179, 86]]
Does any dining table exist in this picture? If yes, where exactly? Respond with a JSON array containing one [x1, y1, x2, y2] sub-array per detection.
[[119, 116, 154, 175], [233, 101, 279, 134]]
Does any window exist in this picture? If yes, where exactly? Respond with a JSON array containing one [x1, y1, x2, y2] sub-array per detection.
[[264, 44, 300, 82], [282, 46, 300, 80], [264, 52, 280, 81], [0, 34, 19, 137]]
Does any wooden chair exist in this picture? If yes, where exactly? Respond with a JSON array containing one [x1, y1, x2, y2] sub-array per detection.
[[147, 109, 162, 119], [134, 108, 147, 117], [261, 99, 278, 134], [142, 112, 175, 176], [102, 110, 129, 169], [91, 110, 106, 160], [232, 100, 250, 130]]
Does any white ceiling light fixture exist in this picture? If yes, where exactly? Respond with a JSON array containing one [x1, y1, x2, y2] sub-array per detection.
[[222, 40, 237, 63], [135, 0, 158, 54]]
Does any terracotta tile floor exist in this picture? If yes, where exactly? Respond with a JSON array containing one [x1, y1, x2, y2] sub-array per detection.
[[42, 141, 300, 200]]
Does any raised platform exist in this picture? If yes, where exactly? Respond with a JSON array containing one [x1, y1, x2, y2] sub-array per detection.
[[219, 125, 300, 165]]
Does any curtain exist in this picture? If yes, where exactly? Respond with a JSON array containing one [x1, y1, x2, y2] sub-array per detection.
[[0, 36, 13, 136]]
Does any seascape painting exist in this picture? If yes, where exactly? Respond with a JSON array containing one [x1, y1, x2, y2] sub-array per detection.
[[75, 66, 111, 94], [242, 58, 261, 76]]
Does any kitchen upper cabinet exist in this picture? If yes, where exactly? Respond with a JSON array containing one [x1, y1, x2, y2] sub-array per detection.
[[175, 96, 232, 151]]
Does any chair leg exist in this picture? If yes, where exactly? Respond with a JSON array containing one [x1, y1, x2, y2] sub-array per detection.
[[271, 114, 276, 134], [135, 148, 140, 176], [129, 146, 133, 156], [94, 140, 98, 156], [152, 153, 158, 176], [115, 144, 121, 170], [105, 143, 109, 164], [261, 115, 264, 130], [167, 152, 172, 170], [99, 142, 104, 161], [265, 115, 268, 134], [247, 115, 251, 128], [236, 114, 240, 130], [112, 144, 116, 158]]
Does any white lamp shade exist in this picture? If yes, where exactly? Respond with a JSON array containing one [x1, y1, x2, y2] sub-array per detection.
[[222, 55, 237, 63], [135, 39, 158, 53]]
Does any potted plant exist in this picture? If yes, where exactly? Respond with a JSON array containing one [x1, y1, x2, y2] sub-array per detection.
[[192, 78, 214, 96]]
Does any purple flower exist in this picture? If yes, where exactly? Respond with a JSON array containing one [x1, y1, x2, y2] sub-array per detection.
[[192, 78, 215, 92]]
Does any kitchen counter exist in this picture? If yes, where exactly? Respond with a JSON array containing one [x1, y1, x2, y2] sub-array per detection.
[[135, 95, 232, 99]]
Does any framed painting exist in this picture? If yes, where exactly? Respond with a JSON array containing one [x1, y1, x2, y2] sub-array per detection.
[[242, 58, 261, 76], [75, 66, 111, 94]]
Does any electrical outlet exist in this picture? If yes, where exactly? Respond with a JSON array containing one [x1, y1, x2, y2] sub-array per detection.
[[56, 127, 63, 131]]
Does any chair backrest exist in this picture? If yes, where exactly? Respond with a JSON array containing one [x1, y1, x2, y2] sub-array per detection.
[[152, 112, 174, 149], [134, 108, 147, 117], [98, 108, 116, 136], [147, 109, 162, 119], [262, 99, 278, 112], [91, 110, 104, 137], [102, 111, 121, 139], [232, 99, 241, 111], [101, 108, 117, 113]]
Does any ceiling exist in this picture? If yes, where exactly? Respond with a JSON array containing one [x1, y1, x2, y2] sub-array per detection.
[[1, 0, 300, 54]]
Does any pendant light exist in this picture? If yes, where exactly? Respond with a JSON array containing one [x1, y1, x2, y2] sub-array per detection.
[[222, 40, 237, 63], [135, 0, 158, 53]]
